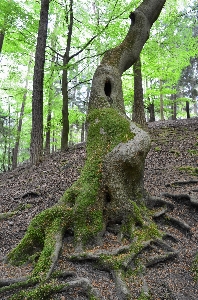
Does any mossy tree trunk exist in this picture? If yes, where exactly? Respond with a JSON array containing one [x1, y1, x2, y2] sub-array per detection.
[[7, 0, 167, 285]]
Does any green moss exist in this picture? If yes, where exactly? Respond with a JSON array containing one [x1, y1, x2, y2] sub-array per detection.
[[61, 108, 135, 245], [10, 282, 64, 300], [178, 166, 198, 177], [137, 290, 151, 300], [8, 206, 73, 271], [170, 148, 180, 157], [188, 149, 198, 156], [154, 146, 161, 152]]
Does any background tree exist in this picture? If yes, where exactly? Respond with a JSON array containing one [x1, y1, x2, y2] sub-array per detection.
[[30, 0, 50, 165], [132, 55, 146, 126]]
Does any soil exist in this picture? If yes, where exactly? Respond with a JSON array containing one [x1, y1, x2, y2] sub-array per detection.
[[0, 117, 198, 299]]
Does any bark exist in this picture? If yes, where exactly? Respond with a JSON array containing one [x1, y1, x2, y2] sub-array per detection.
[[170, 94, 177, 120], [160, 79, 164, 120], [61, 0, 73, 151], [30, 0, 50, 164], [186, 100, 190, 118], [148, 102, 155, 122], [132, 55, 146, 126], [0, 31, 5, 53]]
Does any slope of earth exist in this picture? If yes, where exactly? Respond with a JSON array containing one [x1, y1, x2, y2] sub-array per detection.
[[0, 118, 197, 299]]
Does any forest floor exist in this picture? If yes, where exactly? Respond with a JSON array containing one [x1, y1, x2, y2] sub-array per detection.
[[0, 117, 198, 299]]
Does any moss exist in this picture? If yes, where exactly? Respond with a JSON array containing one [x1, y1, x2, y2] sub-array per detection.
[[61, 108, 135, 245], [170, 148, 180, 157], [10, 282, 64, 300], [8, 206, 73, 271], [137, 290, 151, 300], [188, 149, 198, 156], [178, 166, 198, 177], [154, 146, 161, 152]]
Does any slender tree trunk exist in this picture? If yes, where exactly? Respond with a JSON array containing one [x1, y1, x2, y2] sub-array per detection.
[[0, 31, 5, 53], [186, 101, 190, 118], [132, 56, 146, 126], [12, 56, 32, 169], [61, 0, 73, 151], [30, 0, 50, 164], [160, 79, 164, 120], [148, 101, 155, 122], [170, 94, 177, 120], [45, 55, 56, 154]]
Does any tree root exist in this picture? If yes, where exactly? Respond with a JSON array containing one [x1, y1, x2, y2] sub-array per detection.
[[5, 277, 101, 300], [56, 277, 101, 300], [152, 238, 176, 252], [162, 192, 198, 207], [111, 269, 131, 300], [0, 276, 29, 287], [0, 210, 18, 220], [145, 251, 179, 267], [162, 232, 179, 243], [45, 231, 63, 279], [164, 213, 191, 233], [153, 208, 168, 219], [146, 196, 174, 210], [165, 180, 198, 187]]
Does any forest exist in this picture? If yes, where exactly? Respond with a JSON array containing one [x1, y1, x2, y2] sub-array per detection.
[[0, 0, 197, 170], [0, 0, 198, 299]]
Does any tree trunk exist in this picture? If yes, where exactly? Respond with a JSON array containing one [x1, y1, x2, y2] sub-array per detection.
[[148, 101, 155, 122], [186, 101, 190, 118], [0, 31, 5, 53], [132, 55, 146, 126], [160, 79, 164, 120], [30, 0, 50, 165], [61, 0, 73, 151], [170, 93, 177, 120]]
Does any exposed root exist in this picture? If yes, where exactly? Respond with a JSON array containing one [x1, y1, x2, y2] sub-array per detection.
[[57, 277, 101, 300], [153, 208, 168, 219], [152, 238, 175, 252], [162, 232, 179, 243], [164, 213, 191, 233], [146, 196, 174, 210], [111, 269, 131, 300], [146, 251, 178, 267], [163, 192, 198, 207], [0, 210, 18, 221], [165, 180, 198, 187], [46, 231, 64, 279], [0, 276, 28, 287]]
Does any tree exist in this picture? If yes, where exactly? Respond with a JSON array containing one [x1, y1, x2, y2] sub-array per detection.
[[132, 55, 146, 126], [30, 0, 50, 165], [3, 0, 189, 298]]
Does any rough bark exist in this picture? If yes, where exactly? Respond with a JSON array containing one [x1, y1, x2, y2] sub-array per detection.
[[0, 31, 5, 53], [61, 0, 73, 151], [30, 0, 50, 164], [132, 55, 146, 126]]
